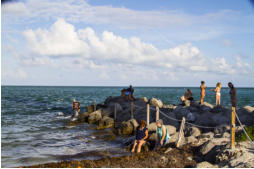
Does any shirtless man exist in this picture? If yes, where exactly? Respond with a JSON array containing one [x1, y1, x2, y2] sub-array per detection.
[[200, 81, 207, 104]]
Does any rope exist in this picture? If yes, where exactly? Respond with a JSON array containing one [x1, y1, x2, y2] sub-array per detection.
[[134, 104, 218, 129], [235, 111, 254, 147]]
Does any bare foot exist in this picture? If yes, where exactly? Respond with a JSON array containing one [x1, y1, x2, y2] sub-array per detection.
[[131, 149, 135, 153]]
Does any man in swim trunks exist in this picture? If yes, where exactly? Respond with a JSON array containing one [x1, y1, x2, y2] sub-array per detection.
[[200, 81, 207, 104]]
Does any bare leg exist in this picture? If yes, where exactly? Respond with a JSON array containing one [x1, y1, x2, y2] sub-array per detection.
[[131, 140, 137, 153], [218, 95, 221, 105], [137, 140, 146, 153]]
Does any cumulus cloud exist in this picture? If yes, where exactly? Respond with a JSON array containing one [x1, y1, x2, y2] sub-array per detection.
[[21, 18, 252, 76]]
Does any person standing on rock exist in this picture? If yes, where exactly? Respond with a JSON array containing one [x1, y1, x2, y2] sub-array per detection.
[[228, 82, 237, 108], [72, 99, 80, 119], [212, 82, 221, 106], [131, 120, 149, 153], [200, 81, 207, 105], [181, 89, 193, 102], [156, 119, 170, 146]]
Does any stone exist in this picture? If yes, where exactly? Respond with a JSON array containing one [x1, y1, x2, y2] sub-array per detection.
[[168, 132, 178, 144], [185, 136, 198, 144], [185, 126, 201, 137], [140, 97, 148, 103], [149, 98, 163, 108], [162, 104, 177, 109], [186, 112, 196, 122], [88, 109, 102, 124], [120, 119, 138, 135], [165, 125, 176, 135], [87, 105, 94, 113], [164, 147, 172, 154], [196, 161, 216, 168], [222, 132, 230, 138], [200, 132, 214, 139], [78, 112, 90, 122], [243, 105, 254, 113], [200, 141, 216, 155], [148, 122, 157, 132], [97, 116, 114, 129], [148, 132, 157, 142]]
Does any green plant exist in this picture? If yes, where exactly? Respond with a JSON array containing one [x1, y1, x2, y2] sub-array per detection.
[[236, 125, 254, 142]]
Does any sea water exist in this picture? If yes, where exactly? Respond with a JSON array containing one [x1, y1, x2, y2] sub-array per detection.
[[1, 86, 254, 167]]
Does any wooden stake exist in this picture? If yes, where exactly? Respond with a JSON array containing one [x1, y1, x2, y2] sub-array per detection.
[[131, 102, 134, 119], [231, 106, 236, 149], [94, 100, 96, 111], [177, 117, 186, 148], [147, 103, 150, 126], [156, 106, 159, 121]]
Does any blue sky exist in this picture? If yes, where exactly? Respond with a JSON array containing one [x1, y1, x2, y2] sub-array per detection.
[[1, 0, 254, 87]]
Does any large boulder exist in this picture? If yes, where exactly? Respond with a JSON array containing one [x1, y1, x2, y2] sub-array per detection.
[[148, 122, 157, 132], [165, 125, 176, 135], [173, 106, 191, 120], [140, 97, 148, 103], [162, 104, 177, 109], [149, 98, 163, 108], [185, 136, 198, 144], [88, 109, 102, 124], [148, 132, 157, 142], [119, 119, 139, 135], [78, 112, 90, 122]]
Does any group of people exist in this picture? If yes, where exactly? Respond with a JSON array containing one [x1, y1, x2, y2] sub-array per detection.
[[181, 81, 237, 108], [131, 119, 170, 153], [71, 83, 238, 153]]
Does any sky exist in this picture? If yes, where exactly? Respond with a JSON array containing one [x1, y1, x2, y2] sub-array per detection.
[[1, 0, 254, 87]]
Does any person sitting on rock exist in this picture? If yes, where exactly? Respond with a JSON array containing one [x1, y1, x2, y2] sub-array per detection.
[[156, 119, 170, 146], [180, 89, 193, 102], [72, 99, 80, 118], [131, 120, 148, 153], [200, 81, 207, 105]]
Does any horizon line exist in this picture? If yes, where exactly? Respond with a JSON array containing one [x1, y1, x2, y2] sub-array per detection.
[[1, 85, 254, 88]]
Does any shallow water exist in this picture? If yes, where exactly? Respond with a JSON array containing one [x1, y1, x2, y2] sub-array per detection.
[[1, 86, 254, 167]]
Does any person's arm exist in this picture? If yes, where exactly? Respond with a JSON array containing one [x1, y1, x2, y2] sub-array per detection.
[[160, 126, 166, 144], [143, 129, 149, 140]]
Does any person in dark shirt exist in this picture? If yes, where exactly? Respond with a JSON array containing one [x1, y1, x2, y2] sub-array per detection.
[[228, 82, 237, 107], [131, 120, 148, 153]]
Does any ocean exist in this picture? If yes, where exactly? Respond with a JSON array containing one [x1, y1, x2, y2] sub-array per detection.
[[1, 86, 254, 167]]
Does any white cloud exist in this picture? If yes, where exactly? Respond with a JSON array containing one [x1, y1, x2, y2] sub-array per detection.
[[20, 18, 252, 76], [2, 69, 28, 80], [2, 2, 29, 16], [222, 39, 232, 47]]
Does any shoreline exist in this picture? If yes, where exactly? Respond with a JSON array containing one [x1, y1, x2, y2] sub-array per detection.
[[22, 95, 254, 167]]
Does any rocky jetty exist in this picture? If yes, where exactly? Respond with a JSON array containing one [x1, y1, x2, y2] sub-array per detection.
[[26, 95, 254, 168]]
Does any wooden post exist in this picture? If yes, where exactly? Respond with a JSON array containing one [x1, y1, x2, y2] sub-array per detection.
[[156, 106, 159, 121], [177, 117, 186, 148], [94, 100, 96, 111], [231, 107, 236, 149], [114, 103, 117, 128], [131, 102, 134, 119], [147, 103, 150, 126]]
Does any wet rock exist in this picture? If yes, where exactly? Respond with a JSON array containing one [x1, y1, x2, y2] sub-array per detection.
[[97, 116, 114, 129], [119, 119, 138, 135], [78, 112, 90, 122], [196, 161, 216, 168], [200, 141, 216, 155], [174, 106, 191, 120], [186, 112, 196, 122], [88, 109, 102, 124], [149, 98, 163, 108]]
